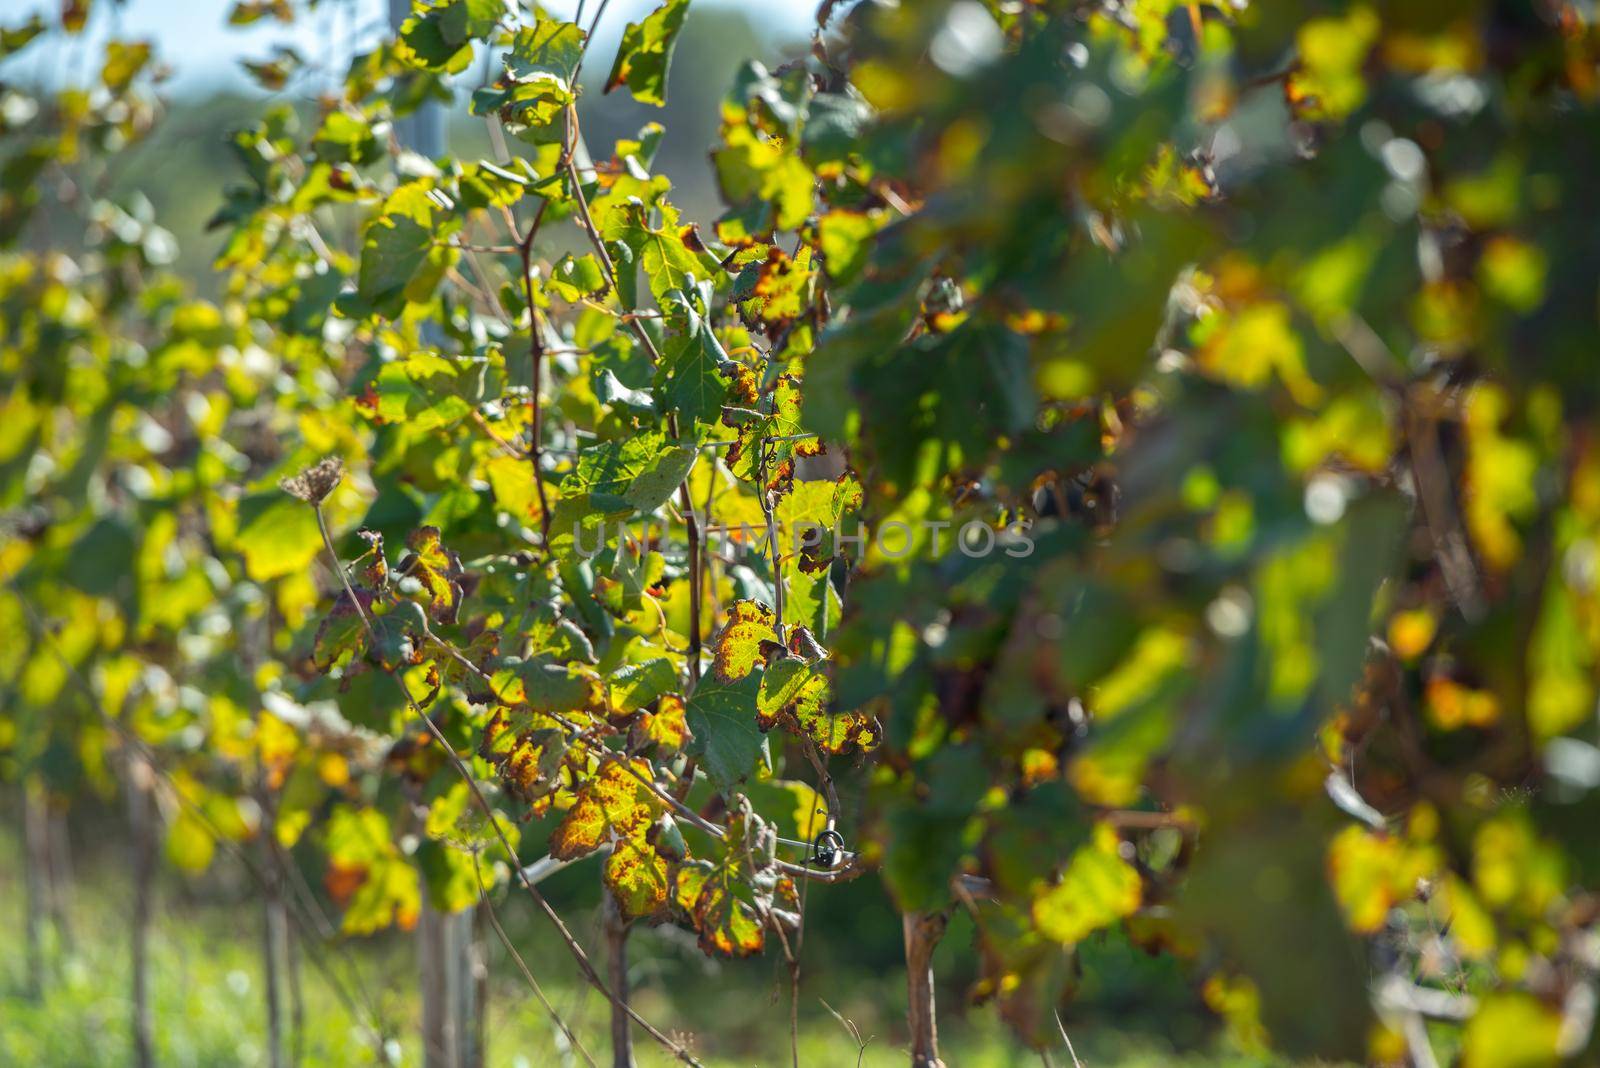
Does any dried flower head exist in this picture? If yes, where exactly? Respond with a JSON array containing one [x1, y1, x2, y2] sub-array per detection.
[[279, 456, 344, 505]]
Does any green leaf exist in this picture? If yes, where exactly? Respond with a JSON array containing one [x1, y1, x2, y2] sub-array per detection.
[[712, 124, 815, 238], [398, 0, 506, 73], [674, 801, 772, 955], [600, 199, 711, 309], [0, 15, 47, 58], [372, 353, 478, 430], [492, 656, 600, 714], [817, 209, 883, 284], [356, 183, 459, 318], [604, 0, 691, 108], [313, 592, 370, 671], [549, 757, 661, 860], [548, 252, 607, 302], [605, 836, 672, 918], [608, 657, 679, 716], [710, 600, 775, 682], [101, 40, 153, 92], [472, 17, 584, 136], [167, 809, 218, 873], [624, 444, 696, 513], [64, 517, 138, 598], [594, 368, 656, 416], [685, 672, 763, 791], [565, 433, 696, 516], [755, 657, 880, 755], [1462, 994, 1562, 1068], [503, 17, 584, 89], [656, 324, 730, 429], [312, 110, 380, 166]]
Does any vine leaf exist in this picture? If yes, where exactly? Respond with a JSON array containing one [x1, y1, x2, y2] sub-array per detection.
[[636, 693, 690, 751], [711, 600, 776, 682], [755, 657, 881, 755], [237, 493, 322, 582], [355, 182, 458, 318], [491, 656, 602, 715], [601, 199, 714, 309], [605, 836, 673, 919], [312, 589, 372, 671], [604, 0, 691, 108], [685, 672, 764, 791], [658, 321, 732, 429], [608, 657, 679, 717], [470, 17, 585, 138], [549, 757, 663, 861], [675, 800, 774, 956], [566, 431, 698, 515], [396, 0, 499, 73], [1030, 825, 1143, 945], [401, 526, 463, 622]]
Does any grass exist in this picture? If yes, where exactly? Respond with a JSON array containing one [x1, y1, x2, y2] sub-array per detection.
[[0, 823, 1283, 1067]]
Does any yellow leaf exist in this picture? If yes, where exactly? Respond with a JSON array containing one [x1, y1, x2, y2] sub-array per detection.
[[1195, 300, 1321, 405], [1032, 824, 1142, 944], [549, 758, 662, 861], [1387, 609, 1437, 660], [1327, 826, 1404, 933], [1463, 385, 1538, 572], [1462, 994, 1561, 1068]]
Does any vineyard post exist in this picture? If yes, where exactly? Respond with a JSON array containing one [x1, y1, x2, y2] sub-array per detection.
[[903, 911, 949, 1068], [45, 801, 75, 955], [21, 776, 49, 997], [261, 862, 291, 1068], [247, 613, 290, 1068], [123, 744, 157, 1068], [418, 896, 486, 1068]]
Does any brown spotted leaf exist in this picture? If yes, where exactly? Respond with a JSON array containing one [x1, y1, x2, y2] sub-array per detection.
[[605, 836, 672, 919], [755, 658, 880, 756], [711, 600, 776, 681], [548, 758, 662, 861], [636, 692, 690, 751], [402, 526, 462, 622], [675, 801, 774, 957]]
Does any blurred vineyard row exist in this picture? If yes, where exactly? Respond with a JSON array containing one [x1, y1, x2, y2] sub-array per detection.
[[7, 1, 1600, 1067]]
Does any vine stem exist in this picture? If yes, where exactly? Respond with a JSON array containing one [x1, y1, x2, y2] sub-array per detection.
[[755, 434, 787, 641], [312, 503, 705, 1067], [904, 911, 949, 1068], [602, 888, 636, 1068]]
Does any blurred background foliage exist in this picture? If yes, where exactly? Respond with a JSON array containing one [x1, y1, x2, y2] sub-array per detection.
[[5, 1, 1600, 1067]]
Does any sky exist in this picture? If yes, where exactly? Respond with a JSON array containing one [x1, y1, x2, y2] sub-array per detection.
[[6, 0, 821, 94]]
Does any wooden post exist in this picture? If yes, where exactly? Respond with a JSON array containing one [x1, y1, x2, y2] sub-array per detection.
[[262, 855, 290, 1068], [289, 926, 307, 1067], [420, 903, 483, 1068], [903, 911, 948, 1068], [46, 800, 75, 955], [420, 903, 456, 1068], [22, 777, 50, 997], [468, 904, 488, 1068], [125, 756, 157, 1068]]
